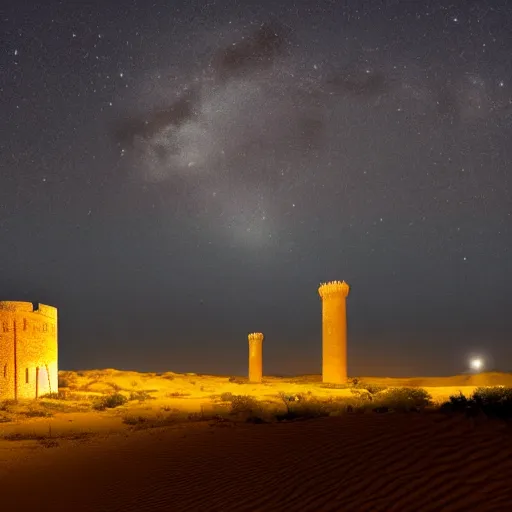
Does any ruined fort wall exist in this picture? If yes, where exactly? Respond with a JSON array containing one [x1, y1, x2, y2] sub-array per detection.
[[0, 321, 15, 401], [0, 302, 58, 400]]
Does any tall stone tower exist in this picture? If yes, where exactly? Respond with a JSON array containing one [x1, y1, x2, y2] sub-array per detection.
[[248, 332, 264, 383], [318, 281, 350, 384]]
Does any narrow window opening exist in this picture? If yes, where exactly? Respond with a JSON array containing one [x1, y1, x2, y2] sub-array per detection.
[[3, 365, 6, 379], [25, 368, 29, 384], [23, 318, 27, 331], [2, 321, 8, 332]]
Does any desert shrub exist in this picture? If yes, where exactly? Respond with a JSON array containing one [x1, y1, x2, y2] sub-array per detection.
[[473, 386, 512, 403], [123, 411, 211, 429], [472, 386, 512, 419], [41, 392, 60, 400], [230, 395, 260, 414], [276, 401, 330, 421], [357, 382, 388, 394], [92, 393, 127, 411], [65, 392, 96, 402], [278, 392, 308, 403], [0, 400, 17, 411], [187, 412, 212, 421], [122, 415, 151, 426], [23, 410, 52, 418], [58, 375, 70, 388], [3, 432, 49, 441], [40, 439, 60, 448], [374, 387, 432, 412], [276, 392, 351, 421], [228, 395, 267, 422], [228, 376, 245, 384], [349, 388, 373, 401], [440, 387, 512, 420], [38, 400, 89, 413], [2, 431, 93, 442], [439, 392, 471, 413], [220, 392, 234, 402], [129, 390, 155, 402], [0, 413, 12, 423], [340, 378, 387, 394], [40, 390, 69, 400], [166, 392, 190, 398]]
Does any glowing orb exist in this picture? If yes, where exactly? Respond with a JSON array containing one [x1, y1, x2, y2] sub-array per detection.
[[470, 358, 483, 371]]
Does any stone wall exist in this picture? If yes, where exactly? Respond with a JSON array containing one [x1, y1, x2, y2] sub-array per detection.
[[0, 301, 58, 400]]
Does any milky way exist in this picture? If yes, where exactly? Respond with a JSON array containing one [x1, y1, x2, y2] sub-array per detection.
[[110, 16, 511, 253]]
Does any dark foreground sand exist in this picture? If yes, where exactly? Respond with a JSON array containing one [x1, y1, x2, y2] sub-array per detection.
[[2, 413, 512, 511]]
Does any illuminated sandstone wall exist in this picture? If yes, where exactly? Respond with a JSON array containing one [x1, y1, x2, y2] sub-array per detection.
[[0, 301, 58, 400], [318, 281, 350, 384], [248, 332, 264, 383]]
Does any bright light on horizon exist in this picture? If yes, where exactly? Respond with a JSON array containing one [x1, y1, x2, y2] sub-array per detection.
[[470, 358, 483, 371]]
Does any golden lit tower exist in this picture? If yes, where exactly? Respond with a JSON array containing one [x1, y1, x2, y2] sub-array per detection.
[[0, 301, 58, 400], [248, 332, 264, 383], [318, 281, 350, 384]]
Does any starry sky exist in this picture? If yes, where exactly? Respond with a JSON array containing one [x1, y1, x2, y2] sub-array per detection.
[[1, 0, 511, 377]]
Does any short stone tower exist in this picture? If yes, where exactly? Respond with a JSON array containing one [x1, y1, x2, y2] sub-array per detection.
[[0, 301, 58, 400], [318, 281, 350, 384], [248, 332, 264, 383]]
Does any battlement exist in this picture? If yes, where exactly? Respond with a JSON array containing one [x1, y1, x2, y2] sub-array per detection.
[[318, 281, 350, 299], [0, 301, 57, 319], [248, 332, 264, 343]]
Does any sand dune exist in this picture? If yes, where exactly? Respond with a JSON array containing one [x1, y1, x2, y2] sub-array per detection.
[[2, 412, 512, 511]]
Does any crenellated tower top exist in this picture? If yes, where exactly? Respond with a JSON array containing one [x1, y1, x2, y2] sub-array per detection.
[[318, 280, 350, 299], [0, 301, 57, 319], [248, 332, 264, 343]]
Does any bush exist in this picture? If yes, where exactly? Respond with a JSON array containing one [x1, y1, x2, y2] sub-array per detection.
[[439, 392, 471, 413], [40, 391, 69, 400], [0, 400, 16, 411], [441, 386, 512, 420], [128, 390, 155, 402], [220, 392, 234, 402], [92, 393, 127, 411], [374, 387, 432, 412], [58, 376, 70, 388], [276, 401, 330, 421], [123, 415, 152, 426], [230, 395, 261, 414], [22, 408, 53, 418], [358, 382, 388, 395], [276, 392, 355, 421], [228, 395, 268, 422]]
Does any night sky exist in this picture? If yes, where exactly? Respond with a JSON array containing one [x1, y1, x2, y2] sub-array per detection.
[[2, 0, 511, 377]]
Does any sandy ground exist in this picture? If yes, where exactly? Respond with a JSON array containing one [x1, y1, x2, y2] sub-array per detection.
[[1, 412, 512, 511], [1, 370, 512, 510]]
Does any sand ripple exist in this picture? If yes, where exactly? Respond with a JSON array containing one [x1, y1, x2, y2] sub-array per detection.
[[1, 413, 511, 511]]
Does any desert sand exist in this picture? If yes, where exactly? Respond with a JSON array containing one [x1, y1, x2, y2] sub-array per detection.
[[1, 370, 512, 511]]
